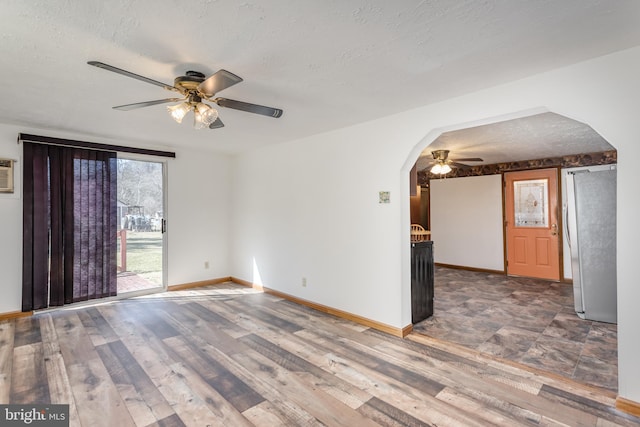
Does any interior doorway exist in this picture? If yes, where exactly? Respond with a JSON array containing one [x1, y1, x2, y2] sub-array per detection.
[[116, 158, 166, 294], [406, 111, 618, 392]]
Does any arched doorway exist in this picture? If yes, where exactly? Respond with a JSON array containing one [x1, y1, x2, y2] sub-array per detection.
[[405, 109, 618, 392]]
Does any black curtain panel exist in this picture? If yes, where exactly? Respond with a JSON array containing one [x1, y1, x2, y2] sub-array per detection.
[[22, 142, 117, 311], [72, 149, 118, 302], [47, 146, 75, 306], [22, 143, 49, 311]]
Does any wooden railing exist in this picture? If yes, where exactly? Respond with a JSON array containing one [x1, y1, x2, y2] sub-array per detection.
[[117, 229, 127, 272]]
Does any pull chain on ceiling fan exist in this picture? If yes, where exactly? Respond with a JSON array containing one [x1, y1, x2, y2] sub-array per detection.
[[87, 61, 283, 130]]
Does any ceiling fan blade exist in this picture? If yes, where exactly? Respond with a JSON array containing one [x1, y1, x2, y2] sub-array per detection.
[[113, 98, 184, 111], [209, 117, 225, 129], [214, 98, 283, 118], [449, 161, 474, 169], [88, 61, 180, 93], [198, 69, 243, 97], [453, 157, 484, 162]]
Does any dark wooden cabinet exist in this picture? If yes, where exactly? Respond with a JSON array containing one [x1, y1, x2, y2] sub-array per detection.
[[411, 241, 434, 323]]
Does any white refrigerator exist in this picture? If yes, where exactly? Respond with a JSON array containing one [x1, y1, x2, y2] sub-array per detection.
[[564, 164, 617, 324]]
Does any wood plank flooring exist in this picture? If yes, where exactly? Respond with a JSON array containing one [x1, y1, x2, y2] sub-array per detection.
[[1, 283, 639, 426]]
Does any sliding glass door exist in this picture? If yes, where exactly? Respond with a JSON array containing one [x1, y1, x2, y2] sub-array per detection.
[[116, 157, 166, 294], [21, 134, 174, 311]]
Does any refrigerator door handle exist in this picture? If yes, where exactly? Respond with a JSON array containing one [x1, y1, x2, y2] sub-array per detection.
[[563, 205, 571, 247]]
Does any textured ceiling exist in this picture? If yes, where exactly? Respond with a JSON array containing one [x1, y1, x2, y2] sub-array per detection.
[[1, 1, 639, 156], [415, 112, 616, 171]]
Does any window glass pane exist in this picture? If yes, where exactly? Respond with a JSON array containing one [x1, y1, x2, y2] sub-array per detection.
[[513, 178, 548, 227], [116, 158, 164, 293]]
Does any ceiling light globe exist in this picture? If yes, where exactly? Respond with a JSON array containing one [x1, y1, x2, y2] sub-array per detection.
[[193, 109, 207, 130], [167, 102, 191, 123], [441, 164, 452, 174], [431, 164, 442, 175], [196, 103, 218, 126]]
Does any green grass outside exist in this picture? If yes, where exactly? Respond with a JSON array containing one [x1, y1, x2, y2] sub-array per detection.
[[117, 231, 163, 284]]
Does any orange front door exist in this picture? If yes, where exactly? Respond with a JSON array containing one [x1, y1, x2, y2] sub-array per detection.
[[504, 168, 560, 281]]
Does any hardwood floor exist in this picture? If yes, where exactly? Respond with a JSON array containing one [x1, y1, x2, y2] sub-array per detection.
[[1, 283, 639, 426]]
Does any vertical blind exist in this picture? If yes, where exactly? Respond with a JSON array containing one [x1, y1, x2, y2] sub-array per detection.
[[22, 142, 118, 311]]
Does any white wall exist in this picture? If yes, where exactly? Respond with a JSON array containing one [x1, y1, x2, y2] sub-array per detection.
[[232, 46, 640, 402], [0, 127, 23, 313], [166, 148, 231, 284], [0, 123, 233, 313], [230, 125, 413, 328], [430, 175, 504, 271]]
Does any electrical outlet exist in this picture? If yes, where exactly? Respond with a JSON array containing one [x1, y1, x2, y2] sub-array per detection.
[[301, 277, 307, 287], [204, 261, 210, 269]]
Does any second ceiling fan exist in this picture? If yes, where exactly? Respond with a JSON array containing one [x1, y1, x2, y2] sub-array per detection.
[[88, 61, 283, 129], [427, 149, 483, 175]]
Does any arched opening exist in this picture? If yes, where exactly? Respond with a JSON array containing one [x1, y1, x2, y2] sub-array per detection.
[[404, 108, 618, 392]]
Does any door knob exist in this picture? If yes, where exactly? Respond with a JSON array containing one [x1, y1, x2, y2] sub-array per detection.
[[551, 223, 558, 236]]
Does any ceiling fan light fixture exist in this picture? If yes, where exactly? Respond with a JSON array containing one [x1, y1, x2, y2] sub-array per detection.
[[193, 108, 207, 130], [167, 102, 191, 123], [88, 61, 282, 131], [196, 102, 218, 126], [430, 163, 451, 175]]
